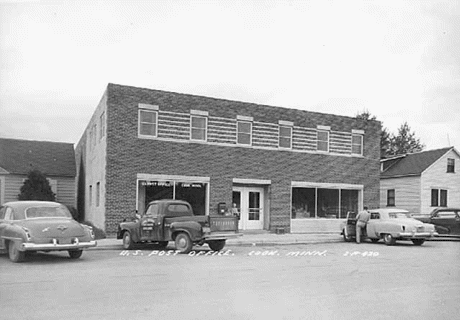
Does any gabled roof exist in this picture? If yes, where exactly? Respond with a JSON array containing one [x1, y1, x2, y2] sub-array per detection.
[[381, 147, 455, 178], [0, 138, 76, 177]]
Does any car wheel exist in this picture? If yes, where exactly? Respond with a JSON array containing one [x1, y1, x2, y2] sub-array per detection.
[[342, 229, 353, 242], [155, 241, 168, 249], [68, 250, 83, 259], [8, 241, 26, 263], [208, 240, 226, 251], [175, 232, 193, 254], [123, 231, 135, 250], [412, 239, 425, 246], [371, 238, 379, 243], [383, 234, 396, 246]]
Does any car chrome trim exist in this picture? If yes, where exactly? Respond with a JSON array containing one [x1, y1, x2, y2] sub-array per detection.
[[204, 232, 242, 240], [399, 232, 438, 238], [21, 240, 97, 251]]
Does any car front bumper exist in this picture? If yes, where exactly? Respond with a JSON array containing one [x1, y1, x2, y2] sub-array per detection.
[[203, 232, 243, 240], [21, 240, 97, 251]]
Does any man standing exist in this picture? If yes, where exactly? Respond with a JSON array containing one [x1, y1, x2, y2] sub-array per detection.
[[355, 206, 370, 243]]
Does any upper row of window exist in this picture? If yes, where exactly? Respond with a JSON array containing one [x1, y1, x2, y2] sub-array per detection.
[[139, 108, 364, 155]]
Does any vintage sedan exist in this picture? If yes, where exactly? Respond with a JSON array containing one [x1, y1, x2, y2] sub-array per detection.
[[412, 208, 460, 237], [341, 208, 438, 245], [0, 201, 97, 262]]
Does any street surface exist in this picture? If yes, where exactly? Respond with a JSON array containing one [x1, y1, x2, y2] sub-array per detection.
[[1, 240, 459, 320]]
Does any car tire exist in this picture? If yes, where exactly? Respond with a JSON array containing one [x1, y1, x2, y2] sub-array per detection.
[[156, 241, 168, 249], [342, 229, 353, 242], [383, 234, 396, 246], [8, 241, 26, 263], [68, 250, 83, 259], [123, 231, 135, 250], [371, 238, 379, 243], [412, 239, 425, 246], [175, 232, 193, 254], [208, 240, 226, 251]]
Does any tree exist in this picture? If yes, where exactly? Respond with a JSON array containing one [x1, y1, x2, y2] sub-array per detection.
[[18, 169, 56, 201], [355, 112, 425, 159], [387, 122, 425, 157]]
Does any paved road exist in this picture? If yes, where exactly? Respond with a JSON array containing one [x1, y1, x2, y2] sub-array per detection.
[[1, 241, 459, 320]]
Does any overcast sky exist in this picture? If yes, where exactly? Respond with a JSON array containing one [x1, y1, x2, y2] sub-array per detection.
[[1, 0, 459, 150]]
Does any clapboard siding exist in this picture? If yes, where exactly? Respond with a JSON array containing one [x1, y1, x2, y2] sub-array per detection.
[[380, 176, 421, 214], [421, 149, 460, 215]]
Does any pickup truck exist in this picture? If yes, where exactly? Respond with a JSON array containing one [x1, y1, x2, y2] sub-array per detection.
[[117, 199, 240, 253]]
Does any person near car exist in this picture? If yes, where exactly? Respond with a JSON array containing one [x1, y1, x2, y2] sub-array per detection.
[[231, 203, 240, 220], [355, 206, 370, 243]]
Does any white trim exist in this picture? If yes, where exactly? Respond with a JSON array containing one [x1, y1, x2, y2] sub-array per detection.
[[190, 115, 208, 142], [317, 125, 331, 131], [291, 181, 364, 190], [233, 178, 271, 185], [279, 120, 294, 126], [352, 129, 365, 135], [0, 175, 5, 205], [237, 115, 253, 122], [190, 109, 209, 116], [137, 173, 210, 182], [138, 103, 159, 111]]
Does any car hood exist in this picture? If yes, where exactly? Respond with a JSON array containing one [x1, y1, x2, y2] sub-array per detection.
[[16, 218, 86, 238]]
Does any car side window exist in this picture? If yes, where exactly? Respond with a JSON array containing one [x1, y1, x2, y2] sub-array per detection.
[[370, 212, 380, 220], [436, 211, 456, 218], [0, 207, 5, 220], [145, 204, 159, 218]]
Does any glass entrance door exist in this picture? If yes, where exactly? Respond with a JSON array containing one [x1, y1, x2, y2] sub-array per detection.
[[232, 187, 264, 230]]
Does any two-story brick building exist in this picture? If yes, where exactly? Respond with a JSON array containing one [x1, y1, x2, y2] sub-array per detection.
[[75, 83, 381, 235]]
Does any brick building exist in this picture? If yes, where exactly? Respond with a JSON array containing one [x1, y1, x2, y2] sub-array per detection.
[[75, 83, 381, 235]]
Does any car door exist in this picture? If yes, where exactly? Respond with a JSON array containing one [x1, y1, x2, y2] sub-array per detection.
[[366, 211, 380, 238], [140, 203, 161, 240], [431, 210, 457, 235]]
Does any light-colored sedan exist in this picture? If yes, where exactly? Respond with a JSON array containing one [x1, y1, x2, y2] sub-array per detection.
[[0, 201, 97, 262], [341, 208, 438, 245]]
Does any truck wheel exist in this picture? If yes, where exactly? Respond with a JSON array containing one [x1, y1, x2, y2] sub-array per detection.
[[383, 234, 396, 246], [123, 231, 135, 250], [175, 233, 193, 254], [342, 229, 352, 242], [68, 250, 83, 259], [208, 240, 226, 251], [8, 241, 26, 263], [412, 239, 425, 246]]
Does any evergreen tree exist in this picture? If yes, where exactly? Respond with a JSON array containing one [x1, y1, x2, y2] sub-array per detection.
[[388, 122, 425, 156], [18, 169, 56, 201]]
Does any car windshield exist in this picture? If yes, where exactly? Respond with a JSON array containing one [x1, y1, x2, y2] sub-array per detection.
[[388, 212, 411, 219], [25, 206, 72, 219]]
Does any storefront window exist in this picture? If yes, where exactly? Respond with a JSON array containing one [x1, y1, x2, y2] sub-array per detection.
[[292, 187, 359, 219], [138, 180, 207, 216]]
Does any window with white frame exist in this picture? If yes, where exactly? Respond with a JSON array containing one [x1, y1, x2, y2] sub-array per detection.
[[139, 109, 158, 137], [447, 158, 455, 173], [237, 121, 252, 145], [279, 123, 292, 149], [191, 116, 207, 141], [352, 133, 363, 155], [317, 130, 329, 152], [431, 188, 448, 207], [387, 189, 395, 207]]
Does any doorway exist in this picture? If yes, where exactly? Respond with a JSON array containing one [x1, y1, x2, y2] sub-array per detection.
[[232, 186, 264, 230]]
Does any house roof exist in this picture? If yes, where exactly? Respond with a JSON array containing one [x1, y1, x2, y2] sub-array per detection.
[[0, 138, 76, 177], [381, 147, 454, 178]]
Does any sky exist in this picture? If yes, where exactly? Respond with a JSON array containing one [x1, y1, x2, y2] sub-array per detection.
[[0, 0, 459, 150]]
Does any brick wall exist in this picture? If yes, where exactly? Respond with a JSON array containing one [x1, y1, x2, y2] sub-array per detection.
[[100, 83, 381, 234]]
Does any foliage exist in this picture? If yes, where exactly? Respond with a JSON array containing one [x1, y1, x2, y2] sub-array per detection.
[[355, 112, 425, 159], [18, 169, 56, 201], [81, 221, 107, 240]]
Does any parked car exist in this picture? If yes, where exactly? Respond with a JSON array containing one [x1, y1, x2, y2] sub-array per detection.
[[0, 201, 97, 262], [117, 199, 241, 253], [341, 208, 438, 245], [412, 208, 460, 237]]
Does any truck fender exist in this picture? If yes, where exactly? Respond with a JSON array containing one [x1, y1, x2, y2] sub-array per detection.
[[118, 225, 141, 243], [170, 222, 202, 241]]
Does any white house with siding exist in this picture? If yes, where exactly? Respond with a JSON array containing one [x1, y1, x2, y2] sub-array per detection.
[[0, 138, 76, 207], [380, 147, 460, 215]]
